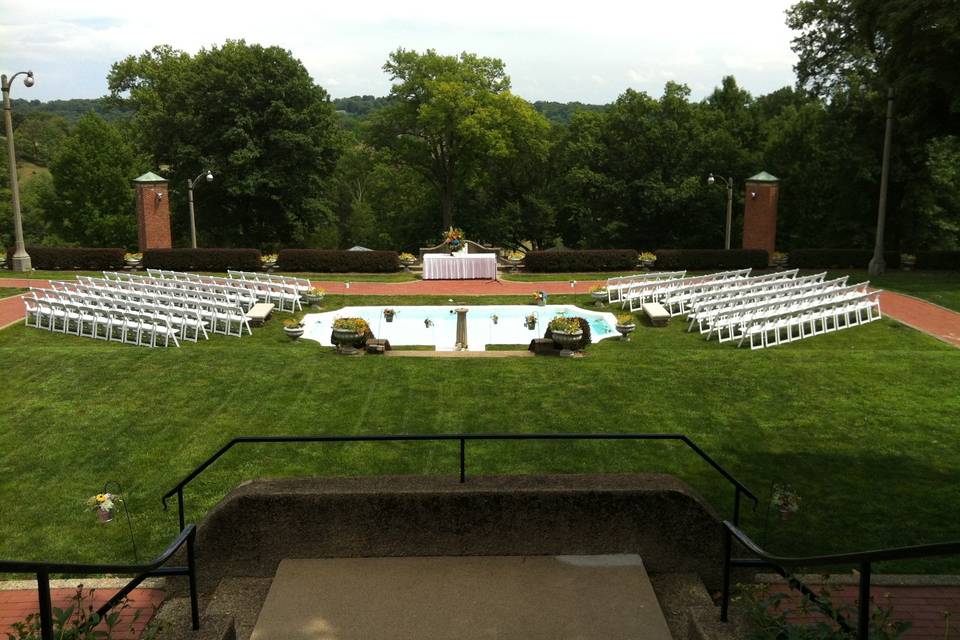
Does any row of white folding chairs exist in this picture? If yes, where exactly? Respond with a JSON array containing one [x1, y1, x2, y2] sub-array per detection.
[[708, 283, 870, 343], [146, 269, 302, 312], [685, 272, 827, 321], [39, 288, 210, 342], [104, 272, 260, 310], [738, 291, 882, 349], [23, 293, 182, 347], [662, 269, 801, 316], [624, 268, 752, 311], [227, 269, 311, 293], [606, 271, 686, 303], [52, 282, 252, 337], [688, 275, 843, 334], [82, 276, 255, 313]]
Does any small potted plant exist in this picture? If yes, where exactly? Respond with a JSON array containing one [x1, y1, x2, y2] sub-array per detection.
[[282, 318, 305, 340], [639, 251, 657, 268], [772, 251, 789, 269], [261, 253, 279, 271], [86, 492, 120, 523], [524, 313, 537, 330], [491, 314, 499, 325], [771, 484, 801, 520], [303, 287, 325, 306], [532, 291, 548, 306], [548, 315, 584, 356], [384, 308, 396, 322], [589, 284, 608, 306], [124, 252, 142, 269], [331, 317, 369, 355], [615, 313, 636, 341], [399, 252, 417, 269]]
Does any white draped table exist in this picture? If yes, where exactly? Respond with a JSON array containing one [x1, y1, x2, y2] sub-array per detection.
[[422, 253, 498, 280]]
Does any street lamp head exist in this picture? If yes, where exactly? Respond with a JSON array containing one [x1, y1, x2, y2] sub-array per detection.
[[707, 173, 715, 186], [205, 171, 214, 183], [23, 71, 34, 88]]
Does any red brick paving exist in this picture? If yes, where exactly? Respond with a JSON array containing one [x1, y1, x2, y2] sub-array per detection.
[[877, 290, 960, 348], [0, 587, 164, 639], [767, 582, 959, 639]]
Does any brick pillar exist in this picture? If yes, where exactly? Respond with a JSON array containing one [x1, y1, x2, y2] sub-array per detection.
[[741, 171, 779, 262], [133, 171, 172, 251]]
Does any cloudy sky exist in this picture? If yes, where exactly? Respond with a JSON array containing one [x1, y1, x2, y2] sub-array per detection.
[[1, 0, 799, 103]]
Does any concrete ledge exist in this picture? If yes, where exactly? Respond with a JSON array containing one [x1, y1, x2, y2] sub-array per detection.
[[191, 474, 724, 592]]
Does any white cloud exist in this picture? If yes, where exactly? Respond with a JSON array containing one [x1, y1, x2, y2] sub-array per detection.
[[0, 0, 799, 102]]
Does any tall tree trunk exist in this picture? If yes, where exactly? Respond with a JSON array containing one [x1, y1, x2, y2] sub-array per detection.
[[441, 185, 454, 230]]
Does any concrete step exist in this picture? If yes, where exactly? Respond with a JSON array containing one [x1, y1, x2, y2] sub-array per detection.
[[203, 578, 272, 640], [650, 573, 715, 639], [146, 596, 236, 640], [250, 555, 673, 639]]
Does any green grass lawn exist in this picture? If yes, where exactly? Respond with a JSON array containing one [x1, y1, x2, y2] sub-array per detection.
[[0, 293, 958, 575], [0, 288, 24, 299], [835, 270, 960, 312]]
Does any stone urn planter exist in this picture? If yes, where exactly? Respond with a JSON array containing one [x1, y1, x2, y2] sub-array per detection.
[[303, 293, 324, 306], [283, 323, 305, 341], [616, 322, 636, 341], [551, 330, 583, 357], [331, 328, 364, 355], [590, 289, 608, 307], [124, 259, 141, 270]]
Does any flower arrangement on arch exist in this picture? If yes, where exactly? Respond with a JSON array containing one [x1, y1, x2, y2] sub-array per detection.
[[443, 228, 466, 250]]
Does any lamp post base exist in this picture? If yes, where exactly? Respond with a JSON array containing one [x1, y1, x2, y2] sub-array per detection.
[[10, 254, 31, 272]]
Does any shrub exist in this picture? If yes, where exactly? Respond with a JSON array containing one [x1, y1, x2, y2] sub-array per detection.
[[277, 249, 399, 273], [5, 246, 126, 270], [524, 250, 637, 272], [916, 251, 960, 270], [142, 248, 261, 272], [543, 316, 592, 350], [789, 249, 900, 269], [654, 249, 769, 270]]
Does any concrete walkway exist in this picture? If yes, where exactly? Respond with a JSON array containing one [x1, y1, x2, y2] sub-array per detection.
[[251, 555, 672, 640]]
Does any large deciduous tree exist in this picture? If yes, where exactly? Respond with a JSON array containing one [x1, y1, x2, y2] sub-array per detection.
[[44, 112, 141, 247], [108, 40, 342, 247], [367, 48, 550, 234]]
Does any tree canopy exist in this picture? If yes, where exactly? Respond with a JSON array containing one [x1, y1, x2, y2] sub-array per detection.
[[107, 40, 343, 247]]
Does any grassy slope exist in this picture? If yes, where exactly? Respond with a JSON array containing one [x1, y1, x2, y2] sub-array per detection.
[[0, 293, 958, 574]]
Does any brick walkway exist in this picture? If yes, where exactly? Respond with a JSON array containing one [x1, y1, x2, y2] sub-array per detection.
[[0, 587, 164, 639], [767, 582, 960, 639]]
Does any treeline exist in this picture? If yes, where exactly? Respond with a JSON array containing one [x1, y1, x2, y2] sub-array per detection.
[[2, 0, 958, 257]]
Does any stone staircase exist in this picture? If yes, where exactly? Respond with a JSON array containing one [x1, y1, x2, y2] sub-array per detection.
[[150, 569, 746, 640]]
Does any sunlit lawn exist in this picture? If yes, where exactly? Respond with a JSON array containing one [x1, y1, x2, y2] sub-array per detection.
[[0, 288, 24, 299], [0, 293, 958, 575]]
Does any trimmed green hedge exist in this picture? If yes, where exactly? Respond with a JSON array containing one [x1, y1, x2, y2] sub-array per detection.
[[524, 250, 637, 272], [654, 249, 769, 270], [142, 248, 262, 272], [277, 249, 399, 273], [916, 251, 960, 270], [789, 249, 901, 269], [5, 246, 126, 270]]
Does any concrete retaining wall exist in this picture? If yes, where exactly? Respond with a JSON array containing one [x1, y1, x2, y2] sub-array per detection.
[[191, 474, 724, 591]]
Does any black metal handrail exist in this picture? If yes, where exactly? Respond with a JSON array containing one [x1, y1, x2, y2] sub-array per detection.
[[161, 433, 759, 532], [0, 524, 200, 640], [721, 521, 960, 639]]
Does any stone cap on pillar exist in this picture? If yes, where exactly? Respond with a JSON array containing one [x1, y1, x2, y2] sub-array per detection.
[[133, 171, 168, 183], [745, 171, 779, 184]]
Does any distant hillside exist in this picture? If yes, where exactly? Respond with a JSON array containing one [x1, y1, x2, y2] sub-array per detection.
[[11, 98, 132, 123], [531, 101, 607, 124]]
